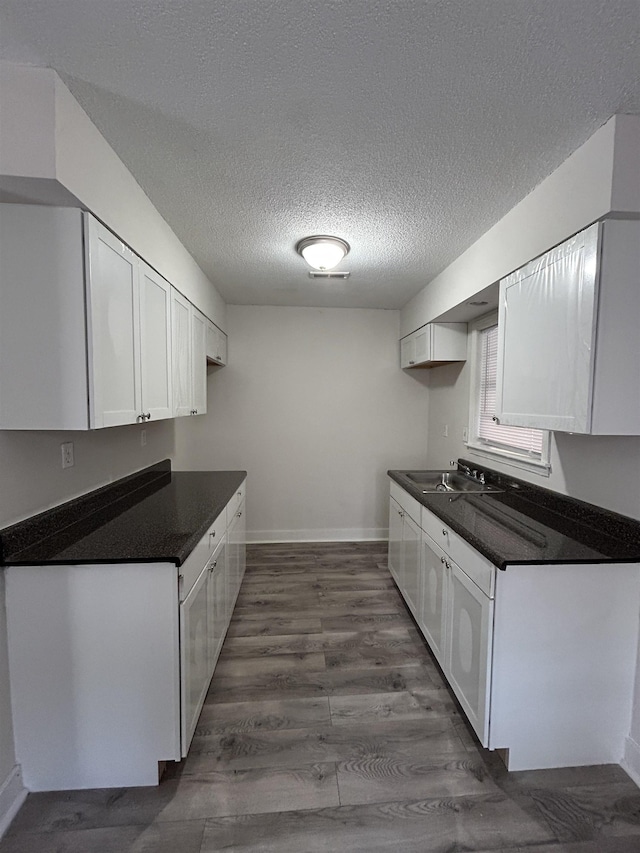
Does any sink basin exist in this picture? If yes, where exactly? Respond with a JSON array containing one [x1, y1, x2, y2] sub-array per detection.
[[402, 470, 503, 494]]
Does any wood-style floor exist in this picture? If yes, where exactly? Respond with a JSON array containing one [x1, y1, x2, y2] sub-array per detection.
[[3, 542, 640, 852]]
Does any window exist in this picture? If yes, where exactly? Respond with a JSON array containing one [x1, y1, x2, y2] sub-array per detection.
[[468, 313, 550, 472]]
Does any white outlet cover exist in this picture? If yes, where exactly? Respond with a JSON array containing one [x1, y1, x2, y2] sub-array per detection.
[[61, 442, 74, 468]]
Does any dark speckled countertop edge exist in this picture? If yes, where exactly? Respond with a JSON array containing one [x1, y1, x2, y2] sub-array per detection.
[[388, 462, 640, 570], [0, 461, 247, 568]]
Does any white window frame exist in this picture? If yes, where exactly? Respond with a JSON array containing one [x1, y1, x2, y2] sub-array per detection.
[[467, 311, 551, 475]]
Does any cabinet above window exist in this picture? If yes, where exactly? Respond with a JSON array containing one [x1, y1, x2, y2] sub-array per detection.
[[496, 220, 640, 435], [400, 322, 467, 369]]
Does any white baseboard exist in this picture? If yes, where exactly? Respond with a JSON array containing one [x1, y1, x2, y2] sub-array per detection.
[[0, 765, 27, 840], [247, 528, 388, 544], [622, 735, 640, 789]]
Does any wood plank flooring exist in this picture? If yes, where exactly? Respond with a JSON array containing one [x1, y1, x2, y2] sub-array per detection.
[[3, 541, 640, 852]]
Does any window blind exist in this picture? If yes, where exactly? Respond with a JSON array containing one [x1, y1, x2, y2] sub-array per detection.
[[477, 325, 544, 456]]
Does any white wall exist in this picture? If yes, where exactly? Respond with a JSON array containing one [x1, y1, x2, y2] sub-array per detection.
[[0, 423, 176, 529], [174, 306, 430, 541]]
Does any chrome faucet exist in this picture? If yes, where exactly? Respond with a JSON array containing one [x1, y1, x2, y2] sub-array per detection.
[[458, 463, 486, 484]]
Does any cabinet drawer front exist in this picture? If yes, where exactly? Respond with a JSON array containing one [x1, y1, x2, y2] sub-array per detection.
[[421, 506, 495, 598], [180, 509, 226, 599], [389, 481, 422, 525]]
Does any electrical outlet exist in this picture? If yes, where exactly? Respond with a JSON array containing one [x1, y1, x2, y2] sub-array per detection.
[[443, 424, 448, 438], [140, 429, 147, 447], [462, 427, 469, 442], [61, 441, 74, 469]]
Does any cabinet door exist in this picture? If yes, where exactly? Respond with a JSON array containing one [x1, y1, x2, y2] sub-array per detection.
[[419, 532, 448, 668], [191, 306, 208, 416], [446, 560, 494, 745], [180, 563, 211, 755], [171, 288, 193, 417], [400, 511, 421, 616], [496, 224, 600, 433], [227, 499, 246, 607], [413, 327, 430, 363], [208, 538, 227, 668], [400, 327, 429, 367], [85, 215, 142, 428], [388, 497, 404, 586], [139, 261, 173, 421], [217, 329, 228, 365], [206, 320, 228, 365]]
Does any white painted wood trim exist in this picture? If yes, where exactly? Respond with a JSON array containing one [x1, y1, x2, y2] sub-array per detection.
[[247, 528, 388, 543], [0, 765, 27, 840], [622, 735, 640, 789]]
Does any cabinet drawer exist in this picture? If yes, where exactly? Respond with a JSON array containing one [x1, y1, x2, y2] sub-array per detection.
[[390, 480, 422, 526], [421, 505, 496, 598], [179, 508, 225, 600], [227, 478, 247, 521]]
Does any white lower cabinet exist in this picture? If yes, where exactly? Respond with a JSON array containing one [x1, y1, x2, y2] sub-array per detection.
[[400, 512, 421, 617], [209, 539, 228, 666], [446, 559, 493, 745], [6, 479, 247, 791], [388, 486, 421, 617], [388, 497, 404, 586], [416, 524, 494, 746], [227, 497, 247, 609], [418, 533, 447, 668], [180, 534, 228, 755], [388, 480, 640, 771], [180, 555, 213, 753]]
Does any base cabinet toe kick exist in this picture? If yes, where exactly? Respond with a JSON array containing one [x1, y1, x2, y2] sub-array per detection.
[[388, 479, 640, 772], [5, 479, 247, 792]]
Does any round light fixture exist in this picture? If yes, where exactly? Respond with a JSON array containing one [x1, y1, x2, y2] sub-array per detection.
[[296, 235, 350, 271]]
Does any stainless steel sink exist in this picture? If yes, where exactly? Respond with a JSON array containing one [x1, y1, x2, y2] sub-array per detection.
[[402, 470, 503, 494]]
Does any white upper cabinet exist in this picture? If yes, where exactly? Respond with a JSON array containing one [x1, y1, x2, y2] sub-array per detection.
[[85, 217, 142, 428], [496, 220, 640, 434], [0, 204, 221, 430], [171, 292, 208, 418], [171, 288, 193, 418], [1, 205, 92, 430], [138, 261, 173, 422], [206, 319, 227, 365], [400, 323, 467, 368], [191, 306, 208, 416]]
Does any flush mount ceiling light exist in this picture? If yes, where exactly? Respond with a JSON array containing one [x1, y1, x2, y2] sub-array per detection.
[[296, 235, 350, 271]]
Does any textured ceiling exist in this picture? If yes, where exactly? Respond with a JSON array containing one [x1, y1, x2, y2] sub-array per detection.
[[1, 0, 639, 309]]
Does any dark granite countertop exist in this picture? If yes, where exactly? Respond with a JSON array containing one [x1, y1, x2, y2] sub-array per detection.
[[0, 460, 247, 567], [389, 460, 640, 570]]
